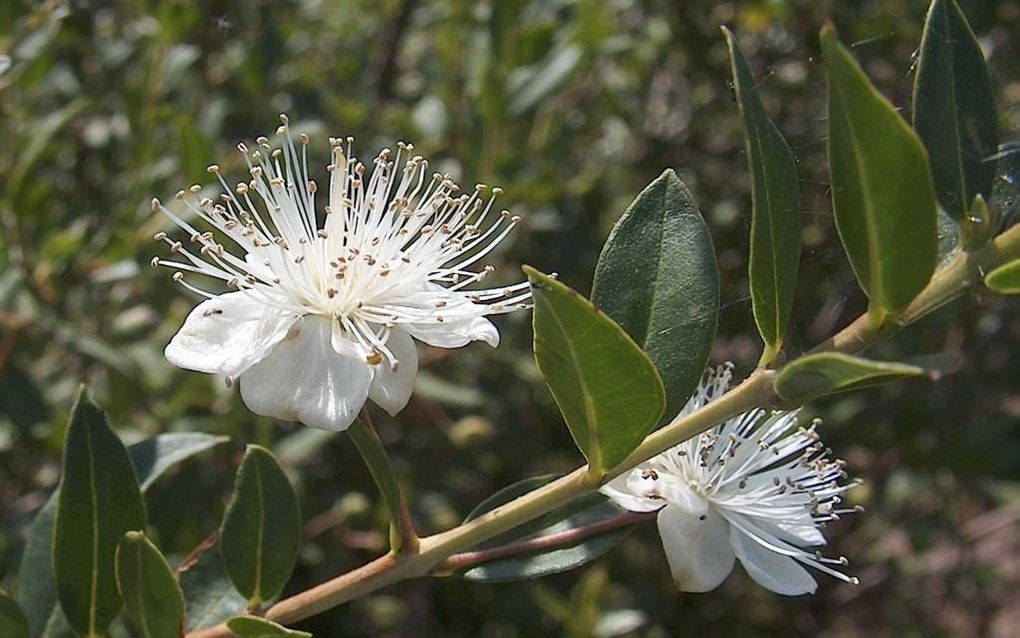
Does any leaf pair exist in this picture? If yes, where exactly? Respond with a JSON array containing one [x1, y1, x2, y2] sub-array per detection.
[[527, 169, 718, 478]]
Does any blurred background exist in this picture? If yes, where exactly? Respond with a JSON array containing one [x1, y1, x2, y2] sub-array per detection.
[[2, 0, 1020, 636]]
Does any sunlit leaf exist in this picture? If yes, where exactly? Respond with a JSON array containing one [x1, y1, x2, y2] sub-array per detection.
[[723, 28, 800, 364], [527, 268, 665, 475], [115, 532, 185, 638], [984, 259, 1020, 294], [774, 352, 954, 403]]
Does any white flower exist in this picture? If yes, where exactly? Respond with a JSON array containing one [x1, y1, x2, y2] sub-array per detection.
[[151, 115, 528, 431], [601, 365, 862, 596]]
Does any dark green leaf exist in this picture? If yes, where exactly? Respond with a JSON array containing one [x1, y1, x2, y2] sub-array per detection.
[[115, 532, 185, 638], [18, 432, 227, 637], [180, 543, 247, 631], [723, 28, 801, 363], [0, 590, 29, 638], [527, 267, 666, 475], [457, 476, 635, 582], [53, 388, 147, 636], [913, 0, 997, 219], [590, 170, 717, 421], [821, 24, 938, 323], [774, 352, 949, 403], [226, 616, 311, 637], [984, 259, 1020, 294], [220, 445, 301, 607]]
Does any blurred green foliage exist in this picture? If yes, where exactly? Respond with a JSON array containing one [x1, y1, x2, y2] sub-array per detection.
[[2, 0, 1019, 636]]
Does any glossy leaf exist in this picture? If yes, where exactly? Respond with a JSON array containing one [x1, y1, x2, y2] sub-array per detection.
[[115, 532, 185, 638], [220, 445, 301, 607], [723, 28, 801, 363], [984, 259, 1020, 294], [180, 543, 247, 631], [17, 432, 228, 637], [0, 590, 29, 638], [53, 388, 147, 637], [774, 352, 950, 403], [226, 616, 311, 637], [913, 0, 997, 220], [458, 476, 635, 582], [821, 24, 938, 323], [527, 267, 666, 475], [590, 170, 717, 421]]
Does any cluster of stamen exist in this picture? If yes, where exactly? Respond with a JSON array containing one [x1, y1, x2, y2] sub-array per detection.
[[151, 115, 530, 369]]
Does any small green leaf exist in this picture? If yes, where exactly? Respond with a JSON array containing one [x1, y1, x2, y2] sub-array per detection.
[[115, 532, 185, 638], [774, 352, 949, 403], [53, 388, 147, 637], [457, 476, 635, 582], [17, 432, 228, 636], [962, 194, 993, 250], [590, 170, 717, 421], [0, 590, 29, 638], [220, 445, 301, 608], [527, 267, 666, 476], [723, 28, 801, 364], [984, 259, 1020, 293], [225, 616, 311, 637], [180, 542, 247, 631], [821, 23, 938, 324], [913, 0, 998, 220]]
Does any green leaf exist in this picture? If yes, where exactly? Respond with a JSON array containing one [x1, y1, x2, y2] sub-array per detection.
[[984, 259, 1020, 294], [0, 590, 29, 638], [590, 170, 717, 421], [180, 543, 247, 631], [220, 445, 301, 608], [913, 0, 998, 220], [225, 616, 311, 637], [18, 432, 227, 637], [53, 388, 147, 637], [723, 28, 801, 364], [115, 532, 185, 638], [821, 23, 938, 324], [774, 352, 950, 403], [457, 476, 635, 582], [527, 267, 666, 475]]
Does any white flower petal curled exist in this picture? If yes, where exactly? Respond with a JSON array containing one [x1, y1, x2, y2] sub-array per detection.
[[164, 291, 299, 380], [239, 317, 372, 431], [152, 118, 529, 429], [657, 505, 735, 593], [601, 365, 861, 596]]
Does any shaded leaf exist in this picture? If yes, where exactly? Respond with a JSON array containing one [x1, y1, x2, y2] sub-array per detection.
[[180, 543, 247, 631], [0, 590, 29, 638], [526, 267, 665, 475], [53, 388, 147, 636], [990, 142, 1020, 230], [984, 259, 1020, 294], [226, 616, 311, 637], [774, 352, 952, 403], [821, 24, 938, 323], [723, 28, 801, 363], [18, 433, 227, 637], [458, 475, 635, 582], [220, 446, 301, 607], [590, 170, 717, 421], [115, 532, 185, 638], [913, 0, 997, 220]]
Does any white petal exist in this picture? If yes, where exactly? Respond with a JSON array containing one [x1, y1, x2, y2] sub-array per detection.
[[405, 316, 499, 348], [730, 526, 818, 596], [600, 470, 667, 513], [656, 505, 735, 593], [165, 291, 298, 380], [239, 316, 372, 431], [368, 328, 419, 416]]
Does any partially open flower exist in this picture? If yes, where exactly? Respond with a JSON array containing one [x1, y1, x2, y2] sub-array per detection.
[[601, 366, 862, 596], [152, 115, 528, 431]]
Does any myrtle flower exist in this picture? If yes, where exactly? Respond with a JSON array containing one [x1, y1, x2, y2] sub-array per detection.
[[151, 115, 528, 431], [601, 366, 862, 596]]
